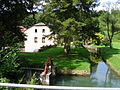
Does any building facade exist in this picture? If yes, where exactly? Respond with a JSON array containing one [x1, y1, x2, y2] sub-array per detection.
[[24, 23, 55, 52]]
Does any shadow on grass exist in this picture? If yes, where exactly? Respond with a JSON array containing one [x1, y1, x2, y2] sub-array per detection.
[[99, 46, 120, 60], [19, 47, 91, 70], [54, 47, 90, 70]]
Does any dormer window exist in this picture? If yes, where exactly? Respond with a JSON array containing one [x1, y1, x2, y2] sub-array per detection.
[[42, 29, 45, 33], [35, 29, 37, 33]]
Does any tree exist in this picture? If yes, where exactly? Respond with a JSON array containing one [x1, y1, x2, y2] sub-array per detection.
[[99, 2, 120, 48], [0, 0, 39, 82], [0, 44, 21, 82], [0, 0, 39, 49], [22, 13, 43, 28], [42, 0, 99, 54]]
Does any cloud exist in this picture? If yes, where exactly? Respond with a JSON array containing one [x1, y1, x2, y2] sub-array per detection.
[[95, 0, 120, 11]]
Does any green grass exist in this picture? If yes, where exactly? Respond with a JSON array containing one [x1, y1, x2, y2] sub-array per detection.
[[100, 42, 120, 71], [19, 41, 120, 71], [19, 47, 90, 70]]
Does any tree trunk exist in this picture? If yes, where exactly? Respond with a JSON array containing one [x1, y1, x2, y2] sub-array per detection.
[[109, 38, 112, 49], [109, 21, 115, 49], [64, 43, 70, 54], [64, 37, 71, 54]]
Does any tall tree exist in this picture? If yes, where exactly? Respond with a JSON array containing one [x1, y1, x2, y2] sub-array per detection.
[[0, 0, 39, 49], [0, 0, 39, 82], [42, 0, 99, 54], [99, 2, 120, 48], [22, 13, 43, 28]]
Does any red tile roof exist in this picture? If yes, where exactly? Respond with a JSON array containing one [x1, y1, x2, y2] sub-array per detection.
[[17, 26, 27, 32]]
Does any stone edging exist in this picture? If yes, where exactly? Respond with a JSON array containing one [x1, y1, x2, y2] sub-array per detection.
[[57, 69, 90, 76], [56, 61, 120, 76], [106, 61, 120, 76]]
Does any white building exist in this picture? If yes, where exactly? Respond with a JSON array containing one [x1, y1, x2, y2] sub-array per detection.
[[24, 23, 55, 52]]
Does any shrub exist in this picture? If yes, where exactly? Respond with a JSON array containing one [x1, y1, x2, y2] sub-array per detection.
[[0, 43, 23, 83], [73, 41, 83, 48], [90, 53, 102, 63], [93, 33, 104, 45], [102, 36, 110, 46], [0, 78, 10, 89]]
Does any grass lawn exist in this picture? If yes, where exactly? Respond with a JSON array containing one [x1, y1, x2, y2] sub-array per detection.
[[100, 41, 120, 71], [19, 41, 120, 71], [19, 47, 90, 70]]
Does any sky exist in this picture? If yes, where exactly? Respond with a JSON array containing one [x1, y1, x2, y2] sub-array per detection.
[[95, 0, 120, 11], [36, 0, 120, 12]]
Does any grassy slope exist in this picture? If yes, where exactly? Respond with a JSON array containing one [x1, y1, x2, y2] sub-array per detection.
[[100, 42, 120, 70], [19, 47, 90, 70]]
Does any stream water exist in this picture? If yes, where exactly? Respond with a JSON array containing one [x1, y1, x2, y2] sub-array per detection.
[[53, 62, 120, 87]]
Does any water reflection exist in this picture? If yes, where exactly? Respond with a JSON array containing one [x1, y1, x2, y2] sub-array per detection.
[[54, 62, 120, 87], [90, 62, 109, 87]]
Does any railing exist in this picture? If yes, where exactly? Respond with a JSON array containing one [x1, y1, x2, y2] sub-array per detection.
[[0, 83, 120, 90]]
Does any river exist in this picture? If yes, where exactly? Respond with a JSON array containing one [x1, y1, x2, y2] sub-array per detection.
[[53, 62, 120, 87]]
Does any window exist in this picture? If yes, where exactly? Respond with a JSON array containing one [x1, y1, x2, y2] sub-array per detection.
[[35, 29, 37, 33], [42, 37, 45, 43], [42, 29, 45, 33], [34, 37, 38, 43]]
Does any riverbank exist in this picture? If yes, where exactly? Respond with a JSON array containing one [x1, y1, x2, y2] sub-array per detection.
[[106, 61, 120, 77], [100, 41, 120, 76], [58, 69, 90, 76]]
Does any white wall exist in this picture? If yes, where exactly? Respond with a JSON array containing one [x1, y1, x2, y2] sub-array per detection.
[[24, 25, 55, 52]]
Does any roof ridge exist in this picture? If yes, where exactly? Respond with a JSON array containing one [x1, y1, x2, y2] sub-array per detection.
[[34, 22, 45, 26]]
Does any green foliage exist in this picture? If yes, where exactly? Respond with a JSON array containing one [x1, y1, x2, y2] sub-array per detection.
[[102, 36, 110, 46], [22, 13, 43, 28], [73, 41, 83, 47], [0, 0, 40, 85], [0, 78, 10, 89], [93, 33, 104, 45], [27, 73, 38, 85], [98, 9, 120, 48], [0, 77, 10, 83], [90, 53, 102, 63], [42, 0, 99, 53], [0, 43, 23, 82], [0, 0, 39, 49], [113, 33, 120, 41]]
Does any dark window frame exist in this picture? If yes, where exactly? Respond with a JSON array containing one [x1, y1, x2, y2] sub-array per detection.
[[35, 29, 37, 33], [42, 37, 45, 43], [34, 37, 38, 43], [42, 29, 45, 33]]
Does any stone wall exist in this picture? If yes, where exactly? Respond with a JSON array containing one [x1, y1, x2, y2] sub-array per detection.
[[58, 69, 90, 76]]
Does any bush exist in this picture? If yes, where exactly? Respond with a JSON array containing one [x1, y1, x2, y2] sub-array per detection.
[[93, 33, 104, 45], [90, 53, 102, 63], [73, 41, 83, 48], [39, 45, 57, 52], [0, 43, 23, 83], [102, 36, 110, 46], [0, 78, 10, 89]]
